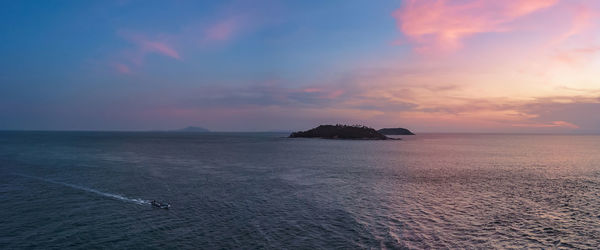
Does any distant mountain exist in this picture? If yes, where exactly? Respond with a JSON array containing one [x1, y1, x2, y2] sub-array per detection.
[[173, 126, 210, 132], [377, 128, 415, 135], [290, 124, 394, 140]]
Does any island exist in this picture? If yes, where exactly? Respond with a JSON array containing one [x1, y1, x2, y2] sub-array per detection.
[[173, 126, 211, 132], [377, 127, 415, 135], [289, 124, 394, 140]]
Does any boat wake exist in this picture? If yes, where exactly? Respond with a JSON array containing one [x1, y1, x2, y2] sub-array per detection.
[[14, 173, 150, 205]]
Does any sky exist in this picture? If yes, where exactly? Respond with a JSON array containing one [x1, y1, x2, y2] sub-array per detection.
[[1, 0, 599, 133]]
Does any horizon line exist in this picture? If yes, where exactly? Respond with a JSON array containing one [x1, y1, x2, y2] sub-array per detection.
[[0, 129, 598, 135]]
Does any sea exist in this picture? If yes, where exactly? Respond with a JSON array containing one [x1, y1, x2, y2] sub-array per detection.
[[1, 131, 599, 249]]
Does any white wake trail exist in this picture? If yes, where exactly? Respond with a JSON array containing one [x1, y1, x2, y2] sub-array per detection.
[[14, 173, 149, 205]]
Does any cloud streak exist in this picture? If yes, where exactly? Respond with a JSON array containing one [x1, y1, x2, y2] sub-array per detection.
[[204, 17, 240, 42], [113, 63, 131, 74], [108, 6, 264, 74], [139, 40, 180, 59], [118, 69, 598, 132], [393, 0, 558, 53], [108, 31, 181, 74], [512, 120, 579, 128]]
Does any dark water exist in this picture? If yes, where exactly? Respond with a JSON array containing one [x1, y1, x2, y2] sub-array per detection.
[[1, 132, 600, 249]]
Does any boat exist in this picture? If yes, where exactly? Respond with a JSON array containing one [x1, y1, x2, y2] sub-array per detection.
[[151, 200, 171, 209]]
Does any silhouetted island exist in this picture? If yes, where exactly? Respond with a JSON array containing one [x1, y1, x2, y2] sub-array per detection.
[[173, 126, 210, 132], [289, 125, 394, 140], [378, 128, 415, 135]]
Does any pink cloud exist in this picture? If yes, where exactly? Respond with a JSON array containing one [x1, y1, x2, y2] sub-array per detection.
[[512, 120, 579, 128], [549, 5, 599, 64], [302, 88, 322, 93], [113, 63, 131, 74], [140, 40, 180, 59], [205, 18, 238, 41], [298, 88, 344, 99], [554, 46, 600, 64], [327, 90, 344, 99], [393, 0, 558, 53], [549, 5, 596, 47], [105, 2, 268, 74], [109, 15, 247, 74], [109, 32, 181, 74], [120, 32, 181, 60]]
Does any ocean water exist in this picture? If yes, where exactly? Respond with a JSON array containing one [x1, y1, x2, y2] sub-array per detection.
[[1, 132, 599, 249]]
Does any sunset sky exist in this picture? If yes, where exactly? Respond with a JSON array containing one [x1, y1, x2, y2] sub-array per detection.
[[1, 0, 599, 132]]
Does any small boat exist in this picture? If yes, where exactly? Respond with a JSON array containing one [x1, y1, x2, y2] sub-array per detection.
[[151, 200, 171, 209]]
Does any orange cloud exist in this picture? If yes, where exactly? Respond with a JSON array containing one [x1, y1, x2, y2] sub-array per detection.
[[393, 0, 558, 53]]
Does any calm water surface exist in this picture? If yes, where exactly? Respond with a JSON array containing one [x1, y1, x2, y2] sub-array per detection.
[[1, 132, 599, 249]]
